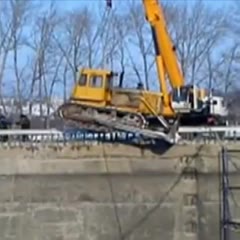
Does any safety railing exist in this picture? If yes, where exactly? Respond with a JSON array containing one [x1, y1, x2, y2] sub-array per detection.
[[0, 129, 138, 146], [0, 127, 239, 145]]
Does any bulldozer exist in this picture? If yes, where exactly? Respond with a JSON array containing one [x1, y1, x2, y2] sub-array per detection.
[[57, 0, 228, 143]]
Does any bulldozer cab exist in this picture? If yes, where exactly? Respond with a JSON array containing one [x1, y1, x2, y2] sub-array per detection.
[[71, 68, 117, 103]]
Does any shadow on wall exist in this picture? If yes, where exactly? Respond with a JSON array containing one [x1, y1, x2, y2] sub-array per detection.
[[119, 139, 173, 155]]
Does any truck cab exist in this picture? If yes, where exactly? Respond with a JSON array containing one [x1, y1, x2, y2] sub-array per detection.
[[203, 96, 228, 118]]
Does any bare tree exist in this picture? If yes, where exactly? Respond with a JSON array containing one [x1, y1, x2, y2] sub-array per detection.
[[165, 1, 229, 86], [0, 0, 30, 113], [214, 43, 240, 95], [0, 1, 12, 113], [231, 0, 240, 38], [53, 7, 90, 85], [110, 12, 132, 84], [126, 1, 155, 90], [25, 1, 60, 117], [97, 9, 120, 69], [10, 0, 32, 113], [54, 4, 124, 93], [82, 4, 111, 68]]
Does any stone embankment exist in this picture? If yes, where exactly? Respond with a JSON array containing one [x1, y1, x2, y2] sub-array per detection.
[[0, 142, 239, 240]]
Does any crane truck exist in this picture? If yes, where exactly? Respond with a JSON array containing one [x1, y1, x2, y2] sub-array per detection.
[[56, 0, 228, 143]]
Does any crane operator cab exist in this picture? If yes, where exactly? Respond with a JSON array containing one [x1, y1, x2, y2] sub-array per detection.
[[171, 85, 198, 113], [170, 85, 228, 124]]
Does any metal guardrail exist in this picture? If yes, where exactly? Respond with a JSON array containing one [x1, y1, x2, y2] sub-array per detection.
[[0, 126, 239, 135], [0, 126, 240, 145], [0, 129, 137, 144], [179, 126, 240, 142], [0, 129, 62, 136], [179, 126, 240, 133]]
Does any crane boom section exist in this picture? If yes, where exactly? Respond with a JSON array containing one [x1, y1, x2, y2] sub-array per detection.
[[143, 0, 185, 89]]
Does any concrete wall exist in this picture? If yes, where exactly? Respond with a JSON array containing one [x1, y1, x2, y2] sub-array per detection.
[[0, 142, 239, 240]]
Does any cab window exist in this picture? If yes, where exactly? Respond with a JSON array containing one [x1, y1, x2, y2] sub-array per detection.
[[90, 75, 103, 88], [79, 74, 87, 86]]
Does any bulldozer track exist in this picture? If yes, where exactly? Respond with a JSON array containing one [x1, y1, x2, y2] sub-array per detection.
[[57, 102, 145, 130], [57, 102, 178, 144]]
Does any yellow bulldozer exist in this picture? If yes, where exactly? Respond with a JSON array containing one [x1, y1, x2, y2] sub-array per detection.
[[57, 0, 228, 143]]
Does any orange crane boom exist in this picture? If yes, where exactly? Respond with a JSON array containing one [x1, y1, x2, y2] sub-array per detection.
[[143, 0, 185, 90]]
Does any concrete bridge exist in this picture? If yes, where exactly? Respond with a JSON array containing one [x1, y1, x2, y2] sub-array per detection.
[[0, 142, 239, 240]]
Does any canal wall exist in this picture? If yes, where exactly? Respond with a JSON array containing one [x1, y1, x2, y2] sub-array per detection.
[[0, 142, 239, 240]]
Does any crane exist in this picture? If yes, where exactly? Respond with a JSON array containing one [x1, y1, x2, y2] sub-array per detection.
[[105, 0, 228, 125], [138, 0, 228, 125], [56, 0, 228, 143]]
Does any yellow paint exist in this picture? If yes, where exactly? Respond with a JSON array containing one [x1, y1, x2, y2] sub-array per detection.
[[71, 68, 112, 106], [143, 0, 185, 91]]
